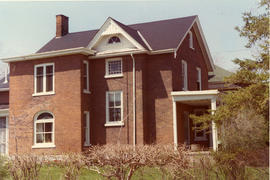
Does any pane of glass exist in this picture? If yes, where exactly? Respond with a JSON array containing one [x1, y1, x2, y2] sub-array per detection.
[[46, 65, 53, 75], [46, 74, 53, 92], [36, 76, 43, 93], [109, 61, 121, 75], [45, 133, 52, 143], [45, 123, 52, 132], [83, 77, 87, 90], [37, 113, 53, 120], [109, 108, 115, 122], [109, 93, 114, 107], [114, 108, 121, 121], [36, 67, 43, 76], [36, 134, 44, 143], [83, 63, 87, 76], [115, 92, 121, 106], [36, 123, 44, 133]]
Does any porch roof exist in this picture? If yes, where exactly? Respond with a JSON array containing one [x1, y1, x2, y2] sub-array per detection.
[[171, 90, 219, 102]]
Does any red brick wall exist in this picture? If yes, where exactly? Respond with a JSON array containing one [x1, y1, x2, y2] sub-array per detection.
[[9, 54, 84, 154], [172, 27, 209, 91]]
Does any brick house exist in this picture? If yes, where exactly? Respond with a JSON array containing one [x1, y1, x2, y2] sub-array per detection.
[[0, 15, 219, 154]]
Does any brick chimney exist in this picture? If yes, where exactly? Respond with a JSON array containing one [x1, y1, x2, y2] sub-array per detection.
[[56, 14, 69, 37]]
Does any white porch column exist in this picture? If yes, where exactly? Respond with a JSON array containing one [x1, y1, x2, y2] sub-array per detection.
[[173, 100, 178, 150], [211, 97, 218, 151]]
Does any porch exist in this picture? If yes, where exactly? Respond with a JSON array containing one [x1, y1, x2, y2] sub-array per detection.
[[171, 90, 219, 151]]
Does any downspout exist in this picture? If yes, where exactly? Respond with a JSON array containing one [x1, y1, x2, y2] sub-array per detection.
[[130, 54, 136, 149]]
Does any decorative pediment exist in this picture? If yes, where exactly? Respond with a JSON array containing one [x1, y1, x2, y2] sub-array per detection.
[[87, 18, 145, 54]]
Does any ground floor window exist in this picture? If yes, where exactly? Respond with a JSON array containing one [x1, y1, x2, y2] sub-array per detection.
[[84, 111, 90, 146], [105, 91, 123, 126], [33, 112, 55, 148], [0, 116, 7, 154]]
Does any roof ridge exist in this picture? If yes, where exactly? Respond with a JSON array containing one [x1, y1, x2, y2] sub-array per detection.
[[128, 15, 197, 27]]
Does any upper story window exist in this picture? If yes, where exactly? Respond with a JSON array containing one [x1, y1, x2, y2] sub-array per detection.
[[105, 58, 123, 78], [105, 91, 123, 126], [33, 111, 55, 148], [189, 31, 194, 49], [182, 60, 188, 91], [34, 63, 54, 96], [83, 61, 90, 93], [108, 36, 121, 44], [196, 67, 202, 90]]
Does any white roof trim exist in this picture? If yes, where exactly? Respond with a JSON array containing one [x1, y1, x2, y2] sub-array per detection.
[[1, 47, 95, 63], [87, 17, 146, 51], [0, 88, 9, 92], [171, 90, 219, 102], [0, 109, 8, 115], [174, 16, 214, 71]]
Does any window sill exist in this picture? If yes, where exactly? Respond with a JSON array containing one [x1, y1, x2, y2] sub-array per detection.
[[83, 90, 91, 94], [104, 74, 123, 79], [104, 122, 124, 127], [32, 92, 55, 97], [190, 47, 195, 50], [32, 144, 56, 149], [84, 143, 91, 147]]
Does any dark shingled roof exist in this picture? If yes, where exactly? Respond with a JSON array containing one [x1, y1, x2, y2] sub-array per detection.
[[37, 15, 197, 53]]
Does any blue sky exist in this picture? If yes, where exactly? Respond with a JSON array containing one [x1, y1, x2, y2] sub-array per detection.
[[0, 0, 260, 73]]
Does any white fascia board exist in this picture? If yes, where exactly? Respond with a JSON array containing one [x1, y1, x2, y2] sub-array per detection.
[[87, 17, 146, 51], [174, 16, 215, 72], [0, 88, 9, 92], [1, 47, 95, 63], [195, 18, 215, 71], [171, 90, 219, 102], [171, 90, 219, 96]]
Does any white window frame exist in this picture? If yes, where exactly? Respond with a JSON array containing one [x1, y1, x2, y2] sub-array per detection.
[[182, 60, 188, 91], [196, 67, 202, 90], [105, 91, 124, 127], [0, 111, 9, 155], [104, 58, 123, 78], [189, 31, 194, 50], [33, 63, 55, 96], [84, 111, 90, 146], [194, 109, 207, 141], [32, 111, 55, 148], [83, 61, 90, 94]]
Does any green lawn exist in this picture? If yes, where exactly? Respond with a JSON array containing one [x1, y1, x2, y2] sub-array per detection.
[[4, 166, 269, 180]]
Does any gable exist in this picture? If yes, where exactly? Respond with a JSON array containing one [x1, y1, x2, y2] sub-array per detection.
[[88, 18, 146, 54]]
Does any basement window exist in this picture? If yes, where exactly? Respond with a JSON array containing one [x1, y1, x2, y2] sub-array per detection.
[[33, 63, 55, 96]]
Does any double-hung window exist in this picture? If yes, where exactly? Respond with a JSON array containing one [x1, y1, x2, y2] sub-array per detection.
[[33, 112, 55, 148], [196, 67, 202, 90], [84, 111, 90, 146], [105, 58, 123, 78], [34, 63, 54, 96], [182, 60, 188, 91], [83, 61, 90, 93], [105, 91, 123, 126]]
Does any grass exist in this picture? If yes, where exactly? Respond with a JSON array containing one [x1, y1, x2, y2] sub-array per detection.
[[3, 166, 269, 180]]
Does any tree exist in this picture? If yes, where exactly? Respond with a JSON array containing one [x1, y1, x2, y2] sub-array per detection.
[[191, 0, 269, 152]]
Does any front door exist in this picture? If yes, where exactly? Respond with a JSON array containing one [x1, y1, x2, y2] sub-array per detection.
[[0, 116, 7, 154], [183, 111, 190, 146]]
